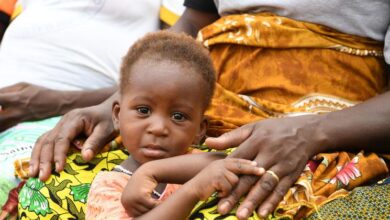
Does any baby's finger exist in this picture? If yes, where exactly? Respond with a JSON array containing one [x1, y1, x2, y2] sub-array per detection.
[[225, 158, 265, 176], [125, 197, 159, 217], [127, 204, 149, 217], [215, 177, 234, 199]]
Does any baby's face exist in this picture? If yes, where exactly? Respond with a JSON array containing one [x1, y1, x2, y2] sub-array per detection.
[[114, 59, 207, 164]]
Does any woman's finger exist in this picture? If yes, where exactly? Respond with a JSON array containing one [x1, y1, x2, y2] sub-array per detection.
[[225, 158, 264, 176], [217, 175, 259, 215], [236, 168, 281, 220], [257, 177, 293, 217], [82, 123, 115, 162], [52, 118, 86, 171], [29, 132, 48, 177], [205, 123, 254, 150], [37, 137, 55, 181]]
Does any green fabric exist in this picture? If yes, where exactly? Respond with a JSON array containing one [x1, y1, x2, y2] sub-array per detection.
[[0, 117, 61, 207]]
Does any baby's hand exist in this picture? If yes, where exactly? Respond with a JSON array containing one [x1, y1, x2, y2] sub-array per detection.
[[187, 158, 264, 201], [121, 165, 160, 217]]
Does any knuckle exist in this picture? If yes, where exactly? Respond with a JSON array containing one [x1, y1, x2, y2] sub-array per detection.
[[242, 175, 259, 185], [260, 180, 274, 192], [53, 136, 66, 144], [229, 190, 241, 202], [211, 178, 222, 188], [39, 160, 51, 166], [230, 175, 239, 185], [273, 187, 286, 198], [28, 161, 35, 167]]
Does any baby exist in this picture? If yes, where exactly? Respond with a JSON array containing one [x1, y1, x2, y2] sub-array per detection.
[[86, 31, 262, 219]]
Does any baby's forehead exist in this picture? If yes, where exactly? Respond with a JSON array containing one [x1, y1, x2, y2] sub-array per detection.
[[130, 58, 203, 81]]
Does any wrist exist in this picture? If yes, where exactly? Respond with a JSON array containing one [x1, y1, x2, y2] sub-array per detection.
[[29, 87, 63, 119], [305, 114, 331, 156], [182, 178, 203, 201]]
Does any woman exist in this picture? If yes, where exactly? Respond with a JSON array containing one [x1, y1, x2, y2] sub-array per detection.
[[24, 0, 390, 219]]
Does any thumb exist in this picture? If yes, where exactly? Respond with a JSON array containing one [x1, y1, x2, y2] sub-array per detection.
[[205, 124, 254, 150], [81, 125, 114, 161]]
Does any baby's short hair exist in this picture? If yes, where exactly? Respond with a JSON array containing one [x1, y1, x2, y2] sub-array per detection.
[[120, 31, 216, 110]]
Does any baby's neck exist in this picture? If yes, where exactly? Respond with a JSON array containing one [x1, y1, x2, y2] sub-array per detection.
[[119, 156, 141, 174], [119, 156, 167, 196]]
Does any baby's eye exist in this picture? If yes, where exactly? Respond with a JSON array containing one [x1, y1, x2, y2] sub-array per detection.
[[171, 112, 186, 121], [136, 106, 151, 115]]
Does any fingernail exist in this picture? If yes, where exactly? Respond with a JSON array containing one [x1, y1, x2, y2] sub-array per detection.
[[238, 208, 249, 218], [260, 209, 269, 217], [82, 149, 93, 161], [219, 202, 231, 214], [251, 161, 257, 166], [38, 170, 43, 180], [258, 167, 265, 175], [55, 162, 59, 172]]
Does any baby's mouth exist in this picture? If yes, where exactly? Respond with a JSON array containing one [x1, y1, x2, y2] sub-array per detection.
[[141, 144, 167, 158]]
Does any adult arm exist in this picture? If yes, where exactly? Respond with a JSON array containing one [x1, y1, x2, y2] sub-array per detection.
[[169, 6, 219, 37], [205, 90, 390, 219], [0, 83, 116, 131]]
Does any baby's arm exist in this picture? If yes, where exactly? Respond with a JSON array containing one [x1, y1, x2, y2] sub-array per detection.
[[135, 158, 263, 220], [141, 152, 226, 183], [122, 152, 225, 216]]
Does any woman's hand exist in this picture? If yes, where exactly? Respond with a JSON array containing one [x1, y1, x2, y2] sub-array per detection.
[[205, 115, 325, 219], [29, 95, 118, 181]]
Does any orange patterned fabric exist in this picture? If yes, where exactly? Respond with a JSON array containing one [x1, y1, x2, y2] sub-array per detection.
[[197, 13, 389, 219], [199, 13, 387, 137]]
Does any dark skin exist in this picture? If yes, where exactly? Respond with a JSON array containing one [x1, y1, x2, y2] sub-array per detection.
[[29, 92, 118, 180], [30, 6, 390, 220], [0, 83, 116, 132], [0, 22, 6, 42], [125, 154, 263, 220]]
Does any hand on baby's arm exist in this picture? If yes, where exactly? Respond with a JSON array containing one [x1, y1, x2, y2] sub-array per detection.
[[137, 158, 264, 220], [185, 158, 264, 201], [122, 155, 264, 220]]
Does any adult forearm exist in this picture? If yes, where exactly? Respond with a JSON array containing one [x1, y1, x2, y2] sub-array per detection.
[[316, 91, 390, 154], [169, 8, 219, 37], [56, 86, 117, 115]]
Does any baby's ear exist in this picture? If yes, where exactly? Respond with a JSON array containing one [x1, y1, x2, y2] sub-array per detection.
[[193, 116, 209, 145], [112, 100, 121, 131]]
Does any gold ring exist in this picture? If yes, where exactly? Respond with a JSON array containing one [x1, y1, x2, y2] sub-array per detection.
[[266, 170, 279, 183]]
